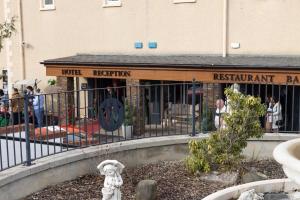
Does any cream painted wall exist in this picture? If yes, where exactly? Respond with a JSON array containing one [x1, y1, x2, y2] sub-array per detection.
[[2, 0, 300, 90], [228, 0, 300, 55], [0, 0, 25, 95], [20, 0, 224, 89], [0, 1, 6, 75], [21, 0, 223, 55], [146, 0, 223, 54], [10, 1, 24, 91]]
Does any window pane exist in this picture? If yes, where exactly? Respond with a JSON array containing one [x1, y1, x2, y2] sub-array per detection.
[[45, 0, 53, 5]]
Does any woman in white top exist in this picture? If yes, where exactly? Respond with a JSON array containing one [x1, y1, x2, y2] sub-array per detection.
[[271, 97, 282, 132], [214, 99, 226, 130]]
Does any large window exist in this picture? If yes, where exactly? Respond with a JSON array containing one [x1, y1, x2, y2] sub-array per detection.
[[40, 0, 55, 10], [103, 0, 122, 7]]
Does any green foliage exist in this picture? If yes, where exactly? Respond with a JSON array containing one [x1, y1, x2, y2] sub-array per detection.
[[0, 17, 16, 51], [124, 99, 133, 126], [200, 103, 215, 132], [48, 79, 56, 86], [186, 87, 266, 173]]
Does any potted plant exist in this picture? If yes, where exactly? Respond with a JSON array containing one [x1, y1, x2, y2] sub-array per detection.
[[122, 99, 133, 139], [47, 79, 56, 86]]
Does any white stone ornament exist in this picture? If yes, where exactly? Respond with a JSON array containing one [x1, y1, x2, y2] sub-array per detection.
[[231, 83, 240, 93], [97, 160, 125, 200], [225, 83, 240, 114], [237, 189, 264, 200], [274, 138, 300, 186]]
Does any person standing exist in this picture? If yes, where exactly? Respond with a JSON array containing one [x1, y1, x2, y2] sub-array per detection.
[[33, 89, 44, 128], [0, 89, 8, 106], [26, 86, 34, 98], [214, 99, 226, 130], [105, 86, 116, 99], [11, 88, 24, 125], [0, 89, 9, 126], [265, 96, 274, 132], [271, 97, 282, 132], [26, 86, 35, 123], [26, 86, 34, 109]]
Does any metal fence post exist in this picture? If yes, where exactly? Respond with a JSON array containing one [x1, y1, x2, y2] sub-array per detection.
[[24, 92, 31, 166], [192, 78, 196, 136]]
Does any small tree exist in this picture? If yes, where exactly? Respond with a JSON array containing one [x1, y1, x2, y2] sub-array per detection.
[[0, 17, 16, 52], [186, 87, 266, 173]]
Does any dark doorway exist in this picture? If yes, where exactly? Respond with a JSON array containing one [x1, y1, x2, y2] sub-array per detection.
[[87, 78, 126, 118]]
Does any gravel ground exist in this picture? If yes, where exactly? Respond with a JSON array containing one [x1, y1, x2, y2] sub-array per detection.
[[24, 159, 285, 200]]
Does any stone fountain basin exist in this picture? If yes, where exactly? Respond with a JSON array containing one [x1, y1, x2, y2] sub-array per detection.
[[203, 178, 298, 200], [273, 138, 300, 186]]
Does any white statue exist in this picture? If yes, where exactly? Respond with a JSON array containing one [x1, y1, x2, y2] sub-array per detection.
[[237, 189, 264, 200], [231, 83, 240, 93], [97, 160, 125, 200], [225, 83, 240, 115], [214, 99, 226, 130]]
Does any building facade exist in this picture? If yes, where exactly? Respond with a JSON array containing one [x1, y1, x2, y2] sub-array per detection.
[[2, 0, 300, 133], [1, 0, 300, 89]]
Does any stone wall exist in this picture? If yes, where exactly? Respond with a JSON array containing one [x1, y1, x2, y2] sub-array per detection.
[[56, 77, 74, 92], [54, 77, 75, 125], [126, 79, 145, 135], [202, 83, 222, 109]]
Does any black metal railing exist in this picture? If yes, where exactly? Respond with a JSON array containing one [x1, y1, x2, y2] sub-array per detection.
[[0, 81, 299, 171]]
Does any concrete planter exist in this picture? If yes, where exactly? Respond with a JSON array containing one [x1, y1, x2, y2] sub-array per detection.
[[273, 138, 300, 185], [203, 179, 298, 200], [0, 134, 298, 200]]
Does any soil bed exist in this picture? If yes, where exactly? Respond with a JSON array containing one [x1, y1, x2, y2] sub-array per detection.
[[24, 159, 285, 200]]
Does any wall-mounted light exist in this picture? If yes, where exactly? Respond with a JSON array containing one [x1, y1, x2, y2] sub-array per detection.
[[231, 42, 240, 49]]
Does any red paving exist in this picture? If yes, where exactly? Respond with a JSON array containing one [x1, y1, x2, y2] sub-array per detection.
[[61, 119, 100, 136], [32, 119, 101, 142], [33, 127, 68, 140], [0, 123, 35, 135]]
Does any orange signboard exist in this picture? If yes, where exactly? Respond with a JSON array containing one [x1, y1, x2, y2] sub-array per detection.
[[46, 65, 300, 85]]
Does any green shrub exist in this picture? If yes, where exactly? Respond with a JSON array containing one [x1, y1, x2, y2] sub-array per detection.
[[0, 17, 16, 51], [186, 87, 266, 173]]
